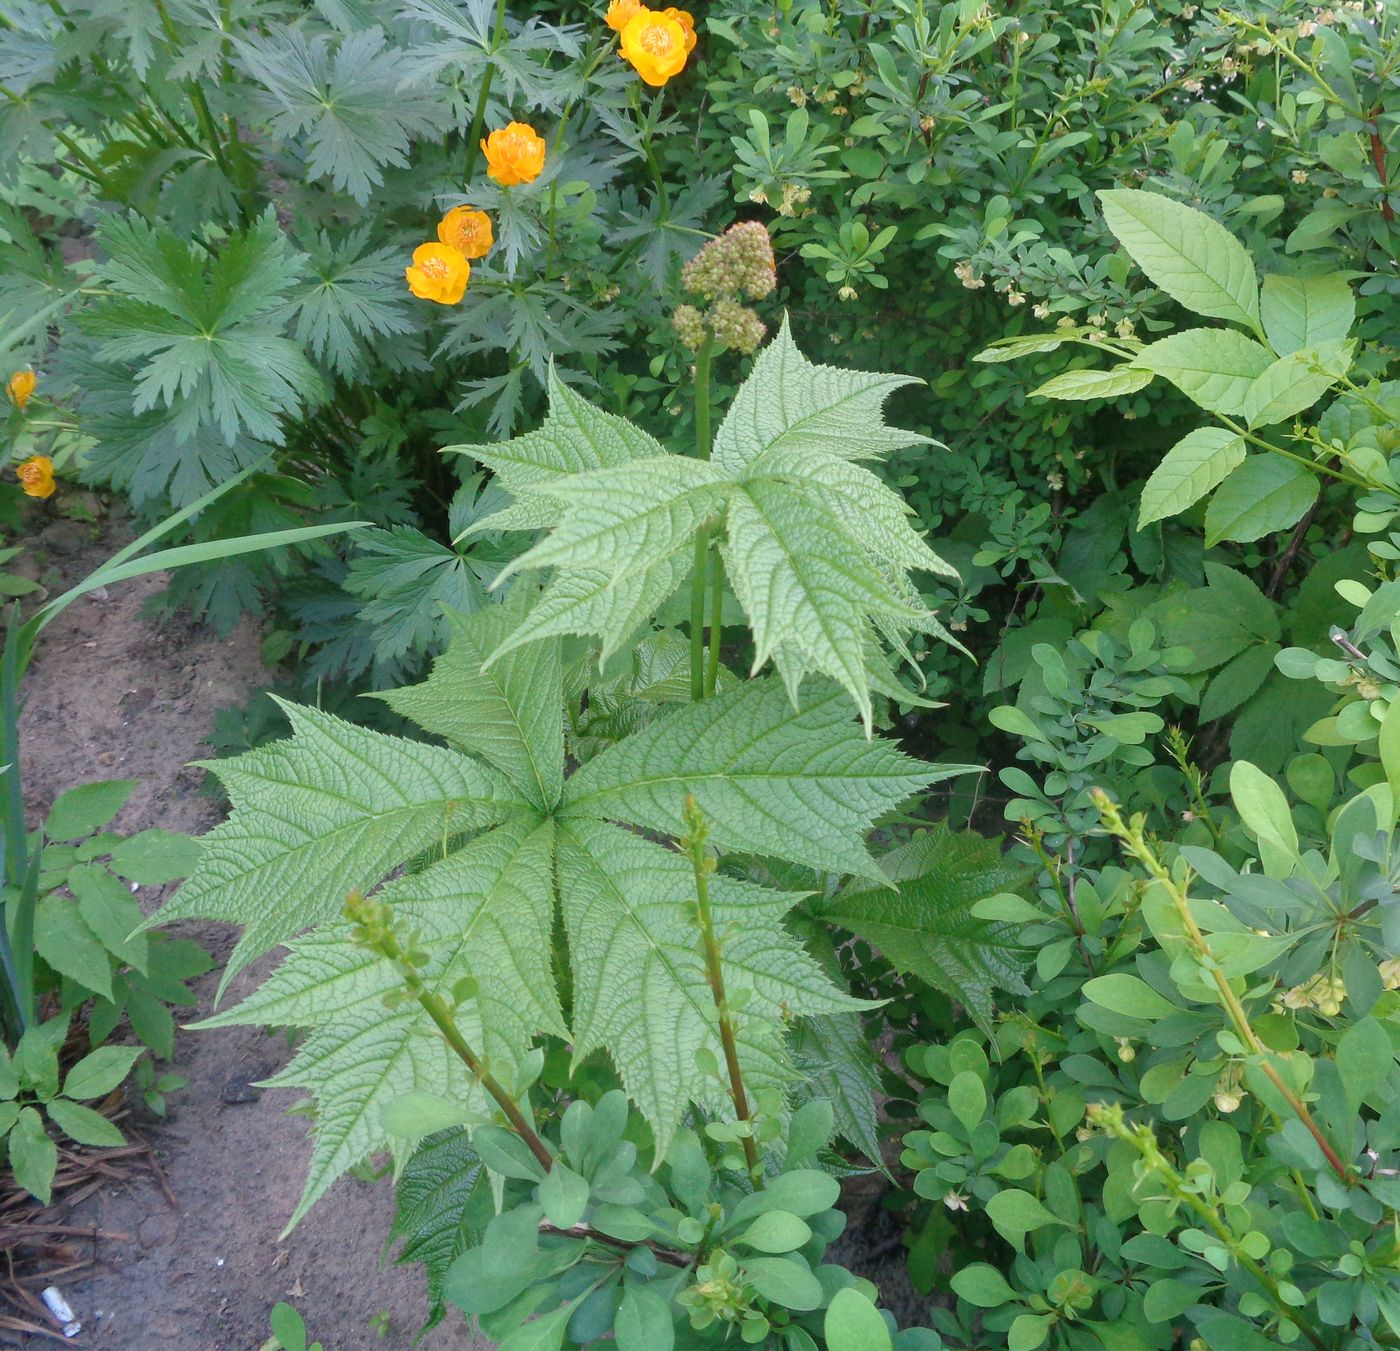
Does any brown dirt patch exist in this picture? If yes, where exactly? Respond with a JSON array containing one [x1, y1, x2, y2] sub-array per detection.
[[11, 512, 483, 1350]]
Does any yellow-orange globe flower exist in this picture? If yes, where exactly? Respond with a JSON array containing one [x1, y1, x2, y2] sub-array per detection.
[[437, 206, 494, 260], [480, 122, 547, 187], [405, 243, 470, 305], [605, 0, 643, 31], [7, 369, 36, 411], [620, 7, 695, 87], [16, 455, 55, 499], [662, 6, 697, 53]]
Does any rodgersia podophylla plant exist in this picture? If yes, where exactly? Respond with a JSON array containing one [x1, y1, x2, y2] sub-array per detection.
[[152, 323, 1029, 1348]]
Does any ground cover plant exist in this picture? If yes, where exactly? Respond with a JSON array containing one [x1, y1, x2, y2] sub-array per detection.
[[2, 0, 1399, 1346]]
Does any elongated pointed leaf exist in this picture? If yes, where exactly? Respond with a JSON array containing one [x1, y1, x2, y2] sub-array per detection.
[[1099, 189, 1260, 330], [725, 479, 921, 730], [198, 814, 560, 1228], [819, 827, 1030, 1032], [450, 367, 664, 498], [153, 701, 523, 993], [1131, 330, 1272, 416], [713, 317, 927, 473], [1138, 428, 1246, 528], [562, 677, 952, 879], [557, 819, 866, 1153], [381, 592, 564, 811]]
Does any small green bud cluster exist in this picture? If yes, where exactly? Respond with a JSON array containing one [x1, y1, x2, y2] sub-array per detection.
[[677, 1251, 759, 1335], [673, 221, 776, 355]]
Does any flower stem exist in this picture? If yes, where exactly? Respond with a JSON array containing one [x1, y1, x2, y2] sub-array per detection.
[[705, 545, 724, 696], [682, 797, 763, 1187], [462, 0, 509, 183], [344, 892, 554, 1172], [1093, 792, 1353, 1185], [689, 337, 714, 701]]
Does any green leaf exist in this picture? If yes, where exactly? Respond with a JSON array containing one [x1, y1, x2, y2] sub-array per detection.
[[825, 1289, 893, 1351], [820, 826, 1028, 1030], [985, 1189, 1069, 1240], [1131, 330, 1272, 416], [948, 1070, 987, 1132], [108, 829, 202, 885], [791, 1013, 882, 1162], [951, 1263, 1017, 1309], [1138, 428, 1246, 529], [69, 865, 149, 971], [497, 1300, 576, 1351], [63, 1045, 143, 1100], [724, 477, 920, 730], [1009, 1313, 1052, 1351], [496, 456, 730, 590], [237, 26, 444, 204], [391, 1129, 487, 1334], [738, 1210, 813, 1253], [34, 899, 113, 1000], [1199, 644, 1279, 723], [1082, 974, 1180, 1020], [712, 316, 926, 474], [1334, 1017, 1392, 1115], [1204, 457, 1316, 547], [615, 1287, 674, 1351], [455, 366, 666, 503], [555, 819, 864, 1155], [382, 590, 564, 812], [1030, 366, 1154, 401], [562, 677, 942, 880], [152, 700, 523, 993], [1242, 341, 1348, 428], [1260, 273, 1354, 355], [538, 1163, 590, 1229], [82, 211, 322, 463], [45, 780, 136, 841], [342, 526, 491, 668], [742, 1257, 824, 1311], [269, 1304, 310, 1351], [8, 1106, 56, 1203], [196, 814, 562, 1228], [46, 1097, 125, 1148], [1230, 761, 1300, 877], [1099, 189, 1260, 329]]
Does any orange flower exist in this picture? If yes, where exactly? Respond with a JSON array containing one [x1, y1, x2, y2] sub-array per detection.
[[662, 6, 697, 52], [437, 206, 494, 260], [16, 455, 54, 499], [605, 0, 643, 31], [405, 243, 470, 305], [480, 122, 546, 187], [620, 7, 695, 87], [7, 370, 35, 411]]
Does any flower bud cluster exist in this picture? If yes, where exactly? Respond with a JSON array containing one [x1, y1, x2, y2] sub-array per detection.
[[673, 222, 777, 354]]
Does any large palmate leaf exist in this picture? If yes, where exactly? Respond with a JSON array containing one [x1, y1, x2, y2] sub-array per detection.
[[818, 827, 1030, 1033], [238, 25, 444, 204], [556, 819, 867, 1153], [563, 677, 959, 879], [154, 701, 522, 992], [459, 322, 959, 724], [81, 210, 322, 452], [381, 589, 564, 812], [196, 814, 562, 1226]]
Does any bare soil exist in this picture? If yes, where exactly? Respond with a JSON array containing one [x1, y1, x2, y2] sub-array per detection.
[[12, 513, 484, 1350]]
